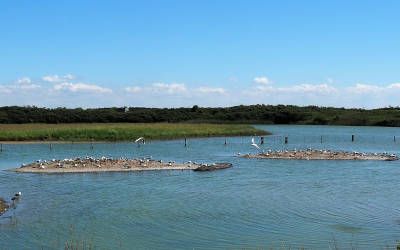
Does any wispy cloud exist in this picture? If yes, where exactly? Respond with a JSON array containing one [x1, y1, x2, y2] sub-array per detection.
[[53, 82, 112, 94], [125, 86, 142, 94], [2, 74, 400, 108], [42, 74, 75, 83], [151, 82, 187, 94], [347, 83, 400, 94], [256, 83, 337, 95], [0, 85, 12, 94], [15, 77, 41, 90], [195, 86, 226, 94], [253, 76, 270, 85]]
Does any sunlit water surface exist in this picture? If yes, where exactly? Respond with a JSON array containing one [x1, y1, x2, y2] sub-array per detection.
[[1, 125, 400, 249]]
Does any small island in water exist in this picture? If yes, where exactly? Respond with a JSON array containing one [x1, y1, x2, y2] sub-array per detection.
[[13, 157, 233, 173], [241, 149, 398, 161]]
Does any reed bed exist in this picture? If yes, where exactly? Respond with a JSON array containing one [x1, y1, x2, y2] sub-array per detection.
[[0, 123, 267, 142]]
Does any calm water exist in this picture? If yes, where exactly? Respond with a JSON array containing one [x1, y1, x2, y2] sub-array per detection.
[[1, 125, 400, 249]]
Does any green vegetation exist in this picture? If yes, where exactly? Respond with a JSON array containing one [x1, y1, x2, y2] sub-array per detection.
[[0, 123, 266, 141], [1, 105, 400, 126]]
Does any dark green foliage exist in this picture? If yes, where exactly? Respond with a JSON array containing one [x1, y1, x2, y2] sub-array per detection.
[[0, 105, 400, 126]]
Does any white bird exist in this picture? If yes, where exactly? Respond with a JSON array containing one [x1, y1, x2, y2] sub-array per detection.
[[135, 137, 145, 143], [251, 137, 260, 150]]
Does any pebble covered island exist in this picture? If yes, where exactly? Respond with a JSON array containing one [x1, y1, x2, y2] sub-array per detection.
[[241, 149, 398, 161], [14, 157, 232, 173]]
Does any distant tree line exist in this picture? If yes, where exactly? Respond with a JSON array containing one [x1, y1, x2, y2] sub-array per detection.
[[0, 105, 400, 126]]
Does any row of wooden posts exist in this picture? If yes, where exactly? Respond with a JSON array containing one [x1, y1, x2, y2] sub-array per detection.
[[0, 135, 398, 152]]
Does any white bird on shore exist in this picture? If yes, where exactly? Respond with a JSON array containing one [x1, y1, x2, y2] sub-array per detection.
[[251, 137, 260, 150]]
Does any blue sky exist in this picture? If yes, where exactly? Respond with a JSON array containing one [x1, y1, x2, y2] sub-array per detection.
[[0, 0, 399, 108]]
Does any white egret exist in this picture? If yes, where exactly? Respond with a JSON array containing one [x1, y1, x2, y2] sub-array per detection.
[[135, 137, 145, 143], [251, 137, 260, 150]]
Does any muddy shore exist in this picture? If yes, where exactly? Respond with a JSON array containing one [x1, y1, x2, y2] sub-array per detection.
[[14, 157, 219, 173], [0, 198, 8, 216], [241, 149, 398, 161]]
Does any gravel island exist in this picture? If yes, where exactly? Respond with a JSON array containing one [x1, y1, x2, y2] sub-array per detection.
[[14, 157, 232, 173], [241, 149, 398, 161]]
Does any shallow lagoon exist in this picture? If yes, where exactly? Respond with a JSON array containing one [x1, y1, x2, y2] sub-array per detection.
[[1, 125, 400, 249]]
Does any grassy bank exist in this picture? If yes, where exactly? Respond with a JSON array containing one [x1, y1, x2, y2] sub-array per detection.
[[0, 123, 267, 142]]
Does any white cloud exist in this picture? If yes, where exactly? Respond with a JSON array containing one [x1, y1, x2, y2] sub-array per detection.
[[287, 83, 338, 94], [151, 82, 187, 94], [42, 74, 75, 83], [196, 87, 226, 94], [347, 83, 383, 94], [53, 82, 112, 94], [0, 85, 12, 94], [388, 83, 400, 89], [253, 76, 270, 85], [10, 77, 40, 90], [346, 83, 400, 94], [16, 77, 32, 85], [125, 86, 142, 93], [4, 74, 400, 109], [16, 77, 41, 90], [256, 83, 337, 95]]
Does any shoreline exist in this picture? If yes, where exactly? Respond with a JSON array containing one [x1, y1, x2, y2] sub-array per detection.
[[0, 133, 265, 145], [0, 123, 267, 142], [14, 157, 232, 173], [241, 149, 398, 161], [0, 198, 8, 216]]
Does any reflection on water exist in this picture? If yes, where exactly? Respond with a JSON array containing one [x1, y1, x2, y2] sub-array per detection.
[[1, 125, 400, 249]]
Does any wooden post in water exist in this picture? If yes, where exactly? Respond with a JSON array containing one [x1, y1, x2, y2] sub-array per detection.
[[224, 138, 227, 146], [260, 137, 264, 145], [320, 135, 323, 143], [0, 143, 2, 152], [394, 136, 396, 142], [90, 139, 94, 150], [184, 138, 187, 147], [352, 135, 355, 142], [284, 136, 288, 144], [49, 143, 52, 150]]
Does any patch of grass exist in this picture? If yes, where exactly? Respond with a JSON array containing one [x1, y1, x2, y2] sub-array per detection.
[[0, 123, 268, 142]]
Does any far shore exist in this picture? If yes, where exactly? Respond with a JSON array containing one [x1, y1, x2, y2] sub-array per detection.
[[0, 123, 268, 142], [0, 134, 263, 144]]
